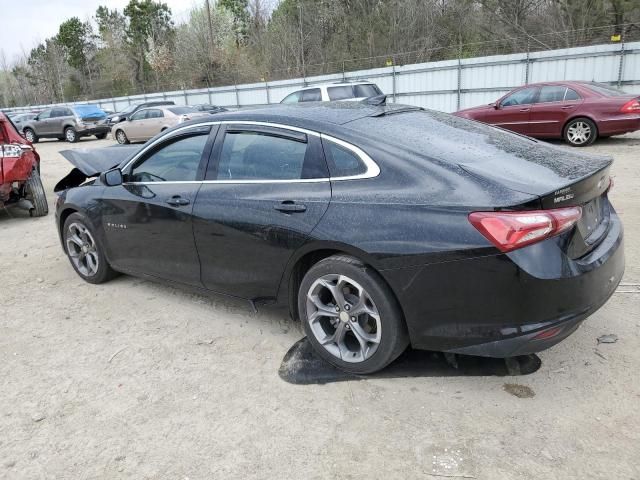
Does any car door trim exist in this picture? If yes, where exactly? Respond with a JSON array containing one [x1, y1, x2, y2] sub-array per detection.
[[121, 120, 380, 183]]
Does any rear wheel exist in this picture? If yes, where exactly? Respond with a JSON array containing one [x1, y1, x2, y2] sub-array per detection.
[[23, 128, 38, 143], [564, 117, 597, 147], [63, 213, 117, 284], [298, 255, 409, 374], [65, 127, 78, 143], [115, 129, 129, 144], [25, 169, 48, 217]]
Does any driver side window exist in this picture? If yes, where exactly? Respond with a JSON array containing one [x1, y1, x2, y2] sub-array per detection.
[[501, 87, 538, 107], [38, 110, 52, 120], [130, 110, 147, 121], [128, 132, 210, 183]]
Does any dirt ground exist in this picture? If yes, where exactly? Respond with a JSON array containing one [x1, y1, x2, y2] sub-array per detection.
[[1, 132, 639, 480]]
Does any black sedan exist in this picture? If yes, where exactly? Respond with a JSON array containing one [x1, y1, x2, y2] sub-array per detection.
[[54, 102, 624, 374]]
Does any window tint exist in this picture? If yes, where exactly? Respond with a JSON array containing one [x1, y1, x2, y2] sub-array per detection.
[[300, 88, 322, 102], [328, 86, 355, 100], [501, 87, 538, 107], [51, 107, 68, 117], [217, 132, 309, 180], [129, 133, 209, 182], [353, 84, 382, 98], [281, 91, 301, 104], [564, 88, 580, 101], [537, 86, 567, 103], [146, 109, 164, 118], [323, 140, 366, 177], [130, 110, 147, 121]]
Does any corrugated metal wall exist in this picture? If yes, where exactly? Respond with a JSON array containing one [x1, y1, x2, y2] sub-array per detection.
[[8, 41, 640, 114]]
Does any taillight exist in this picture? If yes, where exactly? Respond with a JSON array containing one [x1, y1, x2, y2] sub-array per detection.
[[469, 206, 582, 252], [620, 98, 640, 113]]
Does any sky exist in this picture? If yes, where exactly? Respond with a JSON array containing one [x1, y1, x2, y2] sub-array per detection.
[[0, 0, 194, 65]]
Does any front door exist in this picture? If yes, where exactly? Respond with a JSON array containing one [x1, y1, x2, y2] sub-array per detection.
[[125, 110, 150, 142], [193, 124, 331, 300], [99, 124, 215, 286], [487, 86, 539, 135], [529, 85, 584, 138]]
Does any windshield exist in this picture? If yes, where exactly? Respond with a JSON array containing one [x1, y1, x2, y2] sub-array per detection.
[[72, 105, 107, 119]]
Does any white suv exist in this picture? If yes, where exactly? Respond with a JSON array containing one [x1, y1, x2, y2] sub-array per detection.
[[280, 82, 383, 104]]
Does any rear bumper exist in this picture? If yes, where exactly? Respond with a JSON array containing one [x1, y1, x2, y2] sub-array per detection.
[[598, 115, 640, 136], [382, 209, 624, 356]]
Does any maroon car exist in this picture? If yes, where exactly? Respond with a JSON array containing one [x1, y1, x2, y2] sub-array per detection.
[[454, 81, 640, 146]]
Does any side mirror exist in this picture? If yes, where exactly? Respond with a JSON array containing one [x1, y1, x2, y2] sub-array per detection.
[[490, 102, 499, 110], [102, 168, 123, 187]]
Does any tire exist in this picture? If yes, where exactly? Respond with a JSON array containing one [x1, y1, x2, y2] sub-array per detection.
[[63, 212, 118, 284], [25, 169, 48, 217], [115, 129, 129, 144], [298, 254, 409, 374], [564, 117, 597, 147], [65, 127, 78, 143], [23, 128, 38, 143], [95, 133, 107, 140]]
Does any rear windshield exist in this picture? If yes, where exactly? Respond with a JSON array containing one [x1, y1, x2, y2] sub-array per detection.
[[168, 107, 198, 115], [72, 105, 107, 118], [584, 82, 628, 97], [354, 84, 382, 98]]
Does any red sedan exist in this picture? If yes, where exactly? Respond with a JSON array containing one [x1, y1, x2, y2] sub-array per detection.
[[454, 81, 640, 146]]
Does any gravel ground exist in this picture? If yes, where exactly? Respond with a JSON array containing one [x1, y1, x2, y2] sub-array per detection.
[[1, 133, 639, 480]]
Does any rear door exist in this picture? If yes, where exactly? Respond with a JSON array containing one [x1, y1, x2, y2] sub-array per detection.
[[529, 85, 583, 137], [193, 124, 331, 299], [99, 124, 216, 286], [485, 87, 539, 135]]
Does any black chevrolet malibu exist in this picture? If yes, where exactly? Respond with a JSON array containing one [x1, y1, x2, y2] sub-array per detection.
[[54, 102, 624, 374]]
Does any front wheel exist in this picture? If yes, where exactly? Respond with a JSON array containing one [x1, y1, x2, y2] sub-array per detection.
[[564, 118, 597, 147], [65, 127, 78, 143], [115, 129, 129, 144], [25, 170, 48, 217], [23, 128, 38, 143], [63, 213, 117, 284], [298, 255, 409, 374]]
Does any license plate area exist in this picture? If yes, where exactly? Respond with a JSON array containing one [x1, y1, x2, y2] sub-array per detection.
[[578, 196, 603, 240]]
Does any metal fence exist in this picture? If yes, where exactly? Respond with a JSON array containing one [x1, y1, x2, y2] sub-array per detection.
[[7, 37, 640, 115]]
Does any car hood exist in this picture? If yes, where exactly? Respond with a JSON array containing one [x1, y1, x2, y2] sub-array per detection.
[[55, 145, 142, 192]]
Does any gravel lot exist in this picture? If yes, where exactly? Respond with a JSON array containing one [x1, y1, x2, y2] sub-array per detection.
[[1, 133, 639, 479]]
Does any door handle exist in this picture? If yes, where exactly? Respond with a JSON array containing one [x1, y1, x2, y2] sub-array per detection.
[[274, 201, 306, 213], [519, 108, 530, 112], [561, 105, 575, 110], [166, 195, 190, 207]]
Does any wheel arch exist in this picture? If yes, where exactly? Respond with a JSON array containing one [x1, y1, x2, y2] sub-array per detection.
[[278, 243, 407, 327], [562, 114, 599, 136]]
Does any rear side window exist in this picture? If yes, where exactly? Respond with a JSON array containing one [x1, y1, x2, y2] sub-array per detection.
[[322, 139, 366, 177], [328, 86, 354, 100], [301, 89, 322, 102], [216, 132, 311, 180], [538, 86, 566, 103], [564, 88, 580, 101], [129, 132, 209, 182]]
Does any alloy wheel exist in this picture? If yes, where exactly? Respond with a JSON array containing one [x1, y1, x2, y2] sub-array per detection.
[[305, 274, 381, 363], [567, 121, 591, 145], [25, 130, 35, 142], [116, 131, 126, 144], [65, 129, 76, 142], [66, 222, 100, 277]]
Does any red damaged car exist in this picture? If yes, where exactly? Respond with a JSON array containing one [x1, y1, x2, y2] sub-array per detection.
[[454, 81, 640, 147], [0, 112, 48, 216]]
